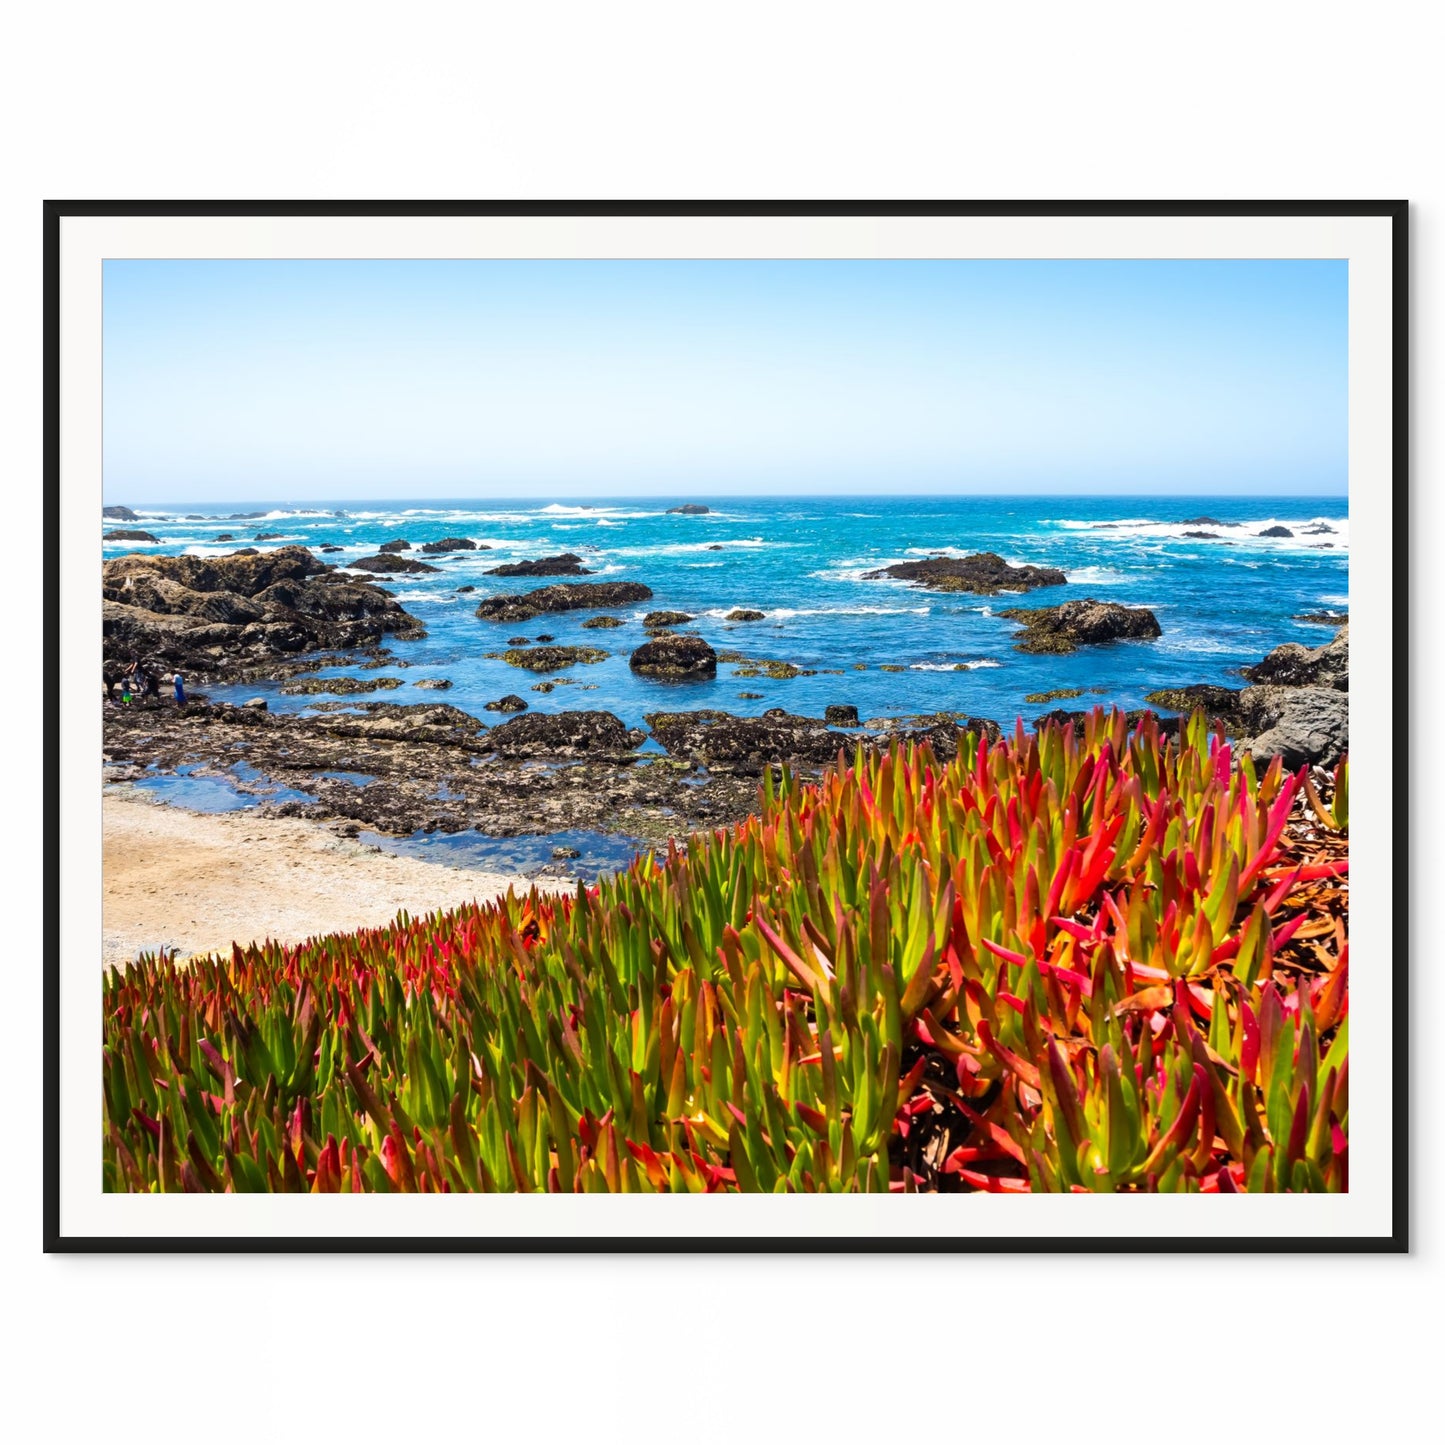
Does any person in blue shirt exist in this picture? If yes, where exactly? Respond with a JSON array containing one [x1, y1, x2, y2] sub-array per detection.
[[173, 671, 186, 705]]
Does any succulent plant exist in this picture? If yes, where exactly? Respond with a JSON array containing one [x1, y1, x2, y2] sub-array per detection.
[[103, 710, 1347, 1194]]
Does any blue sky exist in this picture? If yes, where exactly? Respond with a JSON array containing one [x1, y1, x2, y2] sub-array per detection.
[[102, 259, 1347, 502]]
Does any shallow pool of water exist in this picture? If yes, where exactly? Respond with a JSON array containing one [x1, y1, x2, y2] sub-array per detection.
[[356, 827, 648, 881]]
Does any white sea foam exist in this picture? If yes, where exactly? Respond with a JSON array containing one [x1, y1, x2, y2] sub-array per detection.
[[909, 659, 1001, 671], [1046, 515, 1349, 550], [1319, 593, 1349, 606]]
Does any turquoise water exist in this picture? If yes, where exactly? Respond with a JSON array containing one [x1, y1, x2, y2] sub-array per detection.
[[109, 495, 1348, 727]]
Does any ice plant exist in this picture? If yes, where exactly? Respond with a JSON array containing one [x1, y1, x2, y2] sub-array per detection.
[[102, 710, 1348, 1193]]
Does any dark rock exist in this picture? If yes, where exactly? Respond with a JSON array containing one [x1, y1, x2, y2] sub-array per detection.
[[492, 645, 609, 672], [232, 548, 259, 556], [707, 544, 724, 551], [456, 585, 475, 593], [630, 634, 717, 680], [1180, 516, 1239, 527], [414, 678, 452, 690], [1025, 687, 1086, 704], [552, 845, 582, 860], [350, 553, 442, 575], [486, 710, 638, 757], [280, 675, 405, 696], [581, 615, 625, 628], [1238, 687, 1348, 768], [378, 539, 412, 553], [254, 531, 285, 541], [420, 537, 481, 554], [667, 504, 710, 514], [474, 580, 653, 623], [643, 610, 695, 630], [484, 694, 528, 713], [1183, 530, 1221, 539], [215, 534, 236, 542], [318, 544, 343, 553], [1294, 610, 1347, 626], [103, 505, 140, 521], [646, 708, 845, 769], [1257, 525, 1294, 538], [104, 529, 160, 543], [726, 608, 765, 622], [484, 553, 592, 577], [1143, 684, 1244, 720], [507, 636, 531, 646], [1301, 523, 1336, 536], [227, 512, 268, 520], [864, 552, 1066, 595], [998, 598, 1162, 653], [535, 634, 554, 643], [825, 704, 859, 726], [1243, 626, 1348, 689], [100, 544, 426, 681]]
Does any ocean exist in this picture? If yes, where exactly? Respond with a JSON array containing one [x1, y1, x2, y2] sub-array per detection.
[[104, 494, 1349, 728]]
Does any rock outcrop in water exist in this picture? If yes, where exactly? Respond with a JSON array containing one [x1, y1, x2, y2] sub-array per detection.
[[378, 539, 412, 553], [643, 610, 694, 630], [104, 529, 160, 543], [350, 553, 442, 575], [1243, 626, 1349, 690], [725, 608, 765, 622], [102, 544, 425, 681], [491, 645, 609, 672], [103, 505, 141, 521], [483, 553, 593, 578], [486, 710, 644, 757], [1257, 525, 1294, 538], [646, 708, 845, 769], [667, 504, 710, 514], [997, 598, 1162, 653], [420, 537, 483, 554], [484, 694, 528, 713], [864, 552, 1067, 595], [475, 580, 654, 623], [630, 633, 717, 680]]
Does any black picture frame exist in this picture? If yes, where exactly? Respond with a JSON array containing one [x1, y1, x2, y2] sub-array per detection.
[[45, 199, 1410, 1253]]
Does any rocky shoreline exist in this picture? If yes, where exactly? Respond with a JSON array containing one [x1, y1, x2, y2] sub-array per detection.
[[100, 541, 1350, 864]]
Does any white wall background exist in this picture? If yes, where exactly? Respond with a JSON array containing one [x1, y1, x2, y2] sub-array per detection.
[[0, 3, 1436, 1437]]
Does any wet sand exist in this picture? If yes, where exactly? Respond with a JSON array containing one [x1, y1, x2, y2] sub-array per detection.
[[102, 790, 533, 971]]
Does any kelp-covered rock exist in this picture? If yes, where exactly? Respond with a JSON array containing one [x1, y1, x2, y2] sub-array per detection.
[[486, 710, 642, 757], [864, 552, 1066, 595], [491, 645, 609, 672], [824, 704, 859, 726], [484, 553, 592, 577], [643, 610, 694, 630], [1143, 684, 1244, 720], [475, 580, 654, 623], [484, 694, 528, 713], [350, 552, 442, 575], [581, 614, 625, 629], [725, 608, 765, 622], [646, 708, 846, 769], [998, 598, 1162, 654], [630, 633, 717, 680], [280, 675, 405, 696]]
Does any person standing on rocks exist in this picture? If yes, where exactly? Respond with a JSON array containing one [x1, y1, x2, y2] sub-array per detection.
[[173, 671, 186, 706]]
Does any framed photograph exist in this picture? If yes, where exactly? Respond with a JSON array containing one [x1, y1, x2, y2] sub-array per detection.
[[47, 201, 1406, 1250]]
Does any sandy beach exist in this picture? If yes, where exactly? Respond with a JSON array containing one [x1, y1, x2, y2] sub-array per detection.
[[103, 789, 532, 971]]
